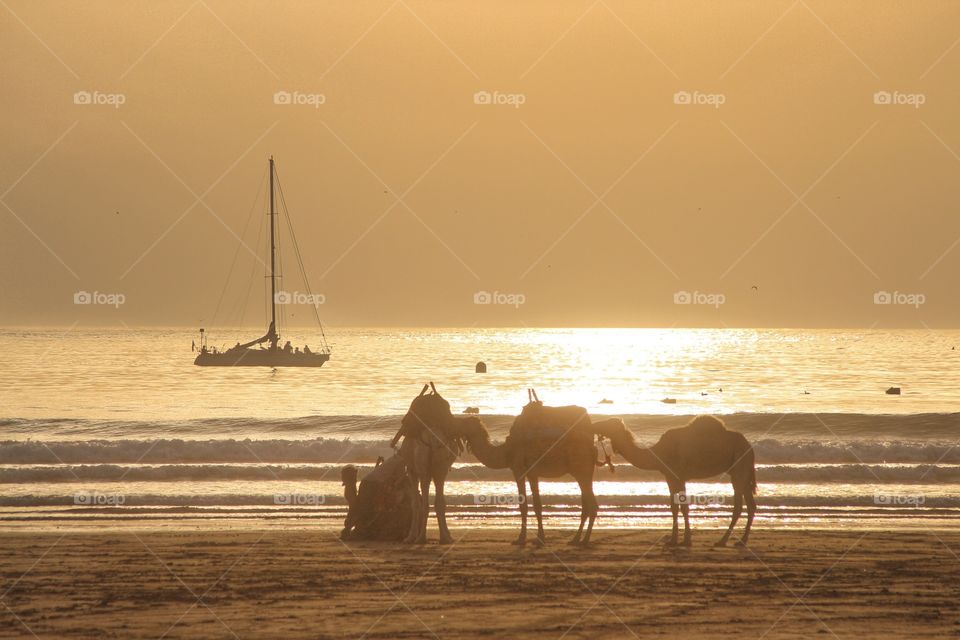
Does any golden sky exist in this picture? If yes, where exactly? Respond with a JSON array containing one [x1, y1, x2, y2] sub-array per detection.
[[2, 1, 959, 327]]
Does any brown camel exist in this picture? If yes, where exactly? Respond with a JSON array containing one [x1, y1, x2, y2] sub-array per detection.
[[594, 415, 757, 547], [340, 456, 413, 541], [451, 389, 608, 546], [392, 383, 463, 544]]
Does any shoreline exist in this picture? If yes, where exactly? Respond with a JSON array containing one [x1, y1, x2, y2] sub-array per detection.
[[1, 526, 957, 638]]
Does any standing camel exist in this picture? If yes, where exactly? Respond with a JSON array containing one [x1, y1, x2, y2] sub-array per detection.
[[594, 415, 757, 547], [392, 383, 463, 544], [451, 389, 607, 546]]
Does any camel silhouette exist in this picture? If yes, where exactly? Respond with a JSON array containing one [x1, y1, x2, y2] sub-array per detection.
[[452, 389, 608, 546], [594, 415, 757, 547], [340, 457, 412, 541], [393, 383, 463, 544]]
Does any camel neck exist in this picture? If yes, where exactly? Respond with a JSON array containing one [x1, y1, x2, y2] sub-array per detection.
[[344, 480, 357, 506], [607, 432, 662, 471], [458, 417, 511, 470]]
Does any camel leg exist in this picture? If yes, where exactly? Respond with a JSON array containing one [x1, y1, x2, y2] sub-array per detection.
[[715, 492, 743, 548], [415, 477, 430, 544], [403, 472, 420, 544], [578, 476, 599, 546], [529, 476, 545, 546], [435, 477, 453, 545], [666, 481, 680, 547], [570, 491, 586, 546], [512, 475, 528, 545], [680, 482, 692, 547], [737, 490, 756, 547]]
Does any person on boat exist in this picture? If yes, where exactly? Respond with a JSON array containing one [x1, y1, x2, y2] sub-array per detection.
[[294, 347, 301, 354], [303, 345, 312, 354], [283, 341, 293, 353]]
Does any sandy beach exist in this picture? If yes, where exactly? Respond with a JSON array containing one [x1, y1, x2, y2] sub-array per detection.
[[1, 525, 957, 639]]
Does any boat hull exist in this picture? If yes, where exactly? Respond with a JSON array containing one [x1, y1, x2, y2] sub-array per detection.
[[194, 349, 330, 368]]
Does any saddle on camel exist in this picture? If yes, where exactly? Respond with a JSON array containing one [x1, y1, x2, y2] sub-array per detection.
[[341, 383, 464, 543]]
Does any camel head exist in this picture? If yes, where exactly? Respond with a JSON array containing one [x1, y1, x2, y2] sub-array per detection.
[[341, 464, 359, 508], [401, 382, 454, 434]]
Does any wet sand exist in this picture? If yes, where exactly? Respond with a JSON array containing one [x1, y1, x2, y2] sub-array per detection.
[[1, 525, 958, 639]]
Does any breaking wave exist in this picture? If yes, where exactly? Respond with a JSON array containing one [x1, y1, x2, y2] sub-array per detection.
[[2, 436, 959, 466], [2, 462, 960, 484]]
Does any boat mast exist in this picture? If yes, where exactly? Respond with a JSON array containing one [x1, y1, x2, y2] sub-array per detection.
[[268, 156, 278, 350]]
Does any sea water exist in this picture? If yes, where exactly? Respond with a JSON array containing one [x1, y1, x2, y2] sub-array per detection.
[[1, 327, 958, 531]]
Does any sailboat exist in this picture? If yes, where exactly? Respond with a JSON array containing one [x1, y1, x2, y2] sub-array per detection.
[[194, 157, 331, 367]]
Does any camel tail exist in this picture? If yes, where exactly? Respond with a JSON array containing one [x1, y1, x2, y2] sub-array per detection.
[[748, 458, 757, 494]]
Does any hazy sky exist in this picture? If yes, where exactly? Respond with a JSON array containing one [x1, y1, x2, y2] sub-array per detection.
[[2, 1, 960, 329]]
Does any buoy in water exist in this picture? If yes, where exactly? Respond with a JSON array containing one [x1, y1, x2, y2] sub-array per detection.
[[463, 407, 480, 414], [475, 361, 487, 373], [661, 398, 677, 404], [886, 387, 901, 395]]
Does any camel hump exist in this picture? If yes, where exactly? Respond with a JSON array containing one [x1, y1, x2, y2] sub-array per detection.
[[511, 405, 591, 440], [654, 414, 729, 448], [359, 455, 407, 487], [686, 414, 727, 433]]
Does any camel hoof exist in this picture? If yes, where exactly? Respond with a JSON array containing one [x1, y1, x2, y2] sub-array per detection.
[[682, 539, 692, 548], [734, 539, 747, 548], [438, 536, 453, 546], [511, 537, 526, 546], [663, 539, 678, 548], [713, 540, 728, 548]]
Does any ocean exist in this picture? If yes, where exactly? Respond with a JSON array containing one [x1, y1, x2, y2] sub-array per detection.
[[2, 327, 958, 532]]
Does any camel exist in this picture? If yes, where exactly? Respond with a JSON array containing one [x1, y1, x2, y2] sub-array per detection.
[[340, 456, 412, 541], [593, 415, 757, 547], [392, 383, 463, 544], [450, 389, 608, 546]]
